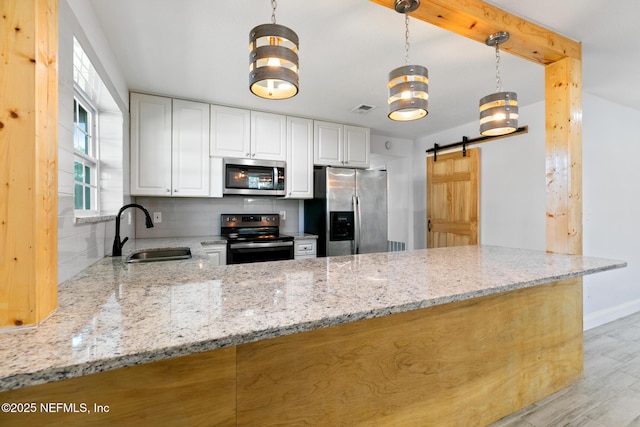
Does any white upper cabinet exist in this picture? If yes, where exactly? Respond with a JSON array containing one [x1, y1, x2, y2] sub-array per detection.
[[130, 93, 172, 196], [314, 121, 370, 168], [286, 116, 314, 199], [343, 125, 370, 169], [210, 107, 286, 161], [250, 111, 287, 161], [171, 99, 210, 196], [209, 105, 251, 159], [313, 121, 343, 167], [130, 93, 210, 197]]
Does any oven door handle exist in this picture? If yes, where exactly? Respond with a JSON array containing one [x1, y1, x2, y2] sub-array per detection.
[[228, 241, 294, 249]]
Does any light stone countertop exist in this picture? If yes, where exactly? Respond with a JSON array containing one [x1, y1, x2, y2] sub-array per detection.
[[288, 233, 319, 239], [0, 241, 625, 392]]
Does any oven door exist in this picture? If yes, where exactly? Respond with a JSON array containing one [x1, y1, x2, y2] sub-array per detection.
[[227, 240, 294, 264]]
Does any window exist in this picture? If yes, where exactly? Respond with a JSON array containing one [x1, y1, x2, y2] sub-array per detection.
[[71, 36, 124, 218], [73, 96, 98, 212]]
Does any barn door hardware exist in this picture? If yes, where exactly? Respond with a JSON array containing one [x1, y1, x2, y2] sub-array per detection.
[[425, 125, 528, 161]]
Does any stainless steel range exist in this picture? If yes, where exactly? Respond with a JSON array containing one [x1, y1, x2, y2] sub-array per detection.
[[221, 214, 294, 264]]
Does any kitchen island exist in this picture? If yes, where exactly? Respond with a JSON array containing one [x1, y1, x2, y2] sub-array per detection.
[[0, 241, 625, 425]]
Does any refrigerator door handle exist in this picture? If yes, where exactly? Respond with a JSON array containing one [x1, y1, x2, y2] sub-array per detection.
[[351, 195, 357, 254], [355, 195, 362, 254]]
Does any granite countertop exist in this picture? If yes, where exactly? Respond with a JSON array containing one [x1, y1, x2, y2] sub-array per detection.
[[0, 242, 625, 392], [288, 233, 318, 239]]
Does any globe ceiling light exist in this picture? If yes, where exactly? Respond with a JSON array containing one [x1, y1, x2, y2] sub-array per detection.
[[249, 1, 299, 100], [479, 32, 519, 136], [387, 0, 429, 121]]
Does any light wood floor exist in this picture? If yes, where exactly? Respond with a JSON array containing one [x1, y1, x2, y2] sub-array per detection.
[[490, 311, 640, 427]]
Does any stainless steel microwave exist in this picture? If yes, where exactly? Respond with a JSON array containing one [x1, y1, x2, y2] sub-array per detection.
[[223, 158, 286, 196]]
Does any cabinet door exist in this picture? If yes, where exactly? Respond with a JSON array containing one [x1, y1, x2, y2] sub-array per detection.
[[210, 105, 251, 159], [344, 125, 370, 169], [251, 111, 287, 161], [172, 99, 210, 196], [209, 157, 223, 198], [314, 121, 343, 166], [130, 93, 172, 196], [204, 245, 227, 266], [286, 117, 313, 199]]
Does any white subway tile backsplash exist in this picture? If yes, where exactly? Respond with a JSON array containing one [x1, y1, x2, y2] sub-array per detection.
[[132, 197, 301, 237]]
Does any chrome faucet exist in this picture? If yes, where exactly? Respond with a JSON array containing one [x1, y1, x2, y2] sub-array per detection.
[[112, 203, 154, 256]]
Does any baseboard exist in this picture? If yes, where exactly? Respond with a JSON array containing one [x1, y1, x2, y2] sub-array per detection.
[[583, 299, 640, 330]]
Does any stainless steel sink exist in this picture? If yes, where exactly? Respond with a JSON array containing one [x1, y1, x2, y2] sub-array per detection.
[[125, 247, 192, 263]]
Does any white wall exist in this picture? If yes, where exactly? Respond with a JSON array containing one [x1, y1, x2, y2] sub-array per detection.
[[58, 0, 130, 283], [370, 135, 415, 250], [582, 93, 640, 328]]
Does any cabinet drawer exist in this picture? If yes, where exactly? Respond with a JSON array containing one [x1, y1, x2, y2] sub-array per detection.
[[294, 240, 317, 258]]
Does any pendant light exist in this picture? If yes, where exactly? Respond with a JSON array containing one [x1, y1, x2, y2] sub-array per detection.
[[479, 32, 518, 136], [249, 0, 299, 100], [387, 0, 428, 121]]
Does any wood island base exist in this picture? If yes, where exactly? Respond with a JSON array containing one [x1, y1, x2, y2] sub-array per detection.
[[0, 278, 583, 426]]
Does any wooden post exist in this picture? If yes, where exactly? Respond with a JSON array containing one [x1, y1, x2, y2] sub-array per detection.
[[0, 0, 58, 328], [545, 57, 583, 255]]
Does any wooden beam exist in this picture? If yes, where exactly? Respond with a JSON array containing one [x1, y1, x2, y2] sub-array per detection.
[[370, 0, 581, 65], [0, 0, 58, 328], [545, 57, 583, 255]]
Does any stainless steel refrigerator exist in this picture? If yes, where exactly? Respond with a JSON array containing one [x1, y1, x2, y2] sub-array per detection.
[[304, 167, 388, 257]]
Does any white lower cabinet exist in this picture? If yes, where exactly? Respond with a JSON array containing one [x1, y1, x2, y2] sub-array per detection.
[[294, 239, 317, 259], [203, 244, 227, 266]]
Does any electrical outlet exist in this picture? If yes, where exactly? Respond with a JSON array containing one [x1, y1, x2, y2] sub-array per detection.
[[153, 212, 162, 223], [279, 210, 286, 221], [127, 212, 132, 225]]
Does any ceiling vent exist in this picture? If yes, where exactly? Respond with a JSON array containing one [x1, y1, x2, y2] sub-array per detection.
[[349, 104, 377, 114]]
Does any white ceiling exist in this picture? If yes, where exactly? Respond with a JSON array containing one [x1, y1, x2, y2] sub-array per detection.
[[87, 0, 640, 140]]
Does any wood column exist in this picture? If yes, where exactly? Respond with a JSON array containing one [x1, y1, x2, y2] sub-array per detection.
[[545, 57, 583, 255], [0, 0, 58, 328]]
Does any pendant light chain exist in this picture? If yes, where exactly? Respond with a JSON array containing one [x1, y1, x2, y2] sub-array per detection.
[[271, 0, 277, 24], [495, 43, 503, 93], [404, 14, 410, 65]]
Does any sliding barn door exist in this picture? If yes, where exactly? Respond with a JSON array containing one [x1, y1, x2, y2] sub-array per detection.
[[427, 149, 479, 248]]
